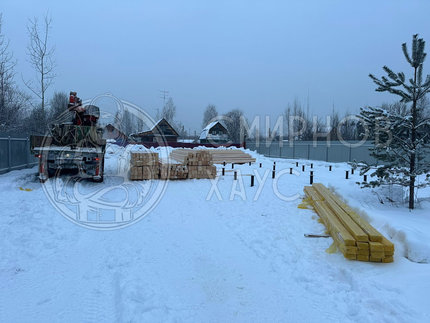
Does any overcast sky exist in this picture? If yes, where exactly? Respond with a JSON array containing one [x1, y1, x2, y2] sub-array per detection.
[[2, 0, 430, 133]]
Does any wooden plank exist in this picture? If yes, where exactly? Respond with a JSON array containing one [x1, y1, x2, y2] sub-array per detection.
[[382, 256, 394, 263], [312, 183, 383, 242], [304, 186, 323, 202], [170, 149, 256, 164], [357, 254, 369, 261], [313, 201, 356, 247], [381, 236, 395, 253], [312, 184, 369, 242], [369, 242, 384, 252], [356, 242, 369, 250]]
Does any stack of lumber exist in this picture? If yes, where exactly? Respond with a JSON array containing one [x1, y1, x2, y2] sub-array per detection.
[[188, 165, 217, 179], [169, 150, 216, 179], [185, 151, 216, 179], [170, 149, 256, 164], [159, 163, 188, 180], [130, 152, 159, 180], [304, 183, 394, 263]]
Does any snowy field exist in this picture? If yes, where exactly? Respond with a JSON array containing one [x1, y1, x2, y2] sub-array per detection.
[[0, 144, 429, 322]]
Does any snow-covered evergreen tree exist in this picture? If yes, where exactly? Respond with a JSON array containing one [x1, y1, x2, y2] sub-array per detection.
[[358, 34, 430, 209]]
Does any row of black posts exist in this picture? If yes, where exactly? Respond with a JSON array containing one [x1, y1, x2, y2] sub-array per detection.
[[221, 161, 368, 186]]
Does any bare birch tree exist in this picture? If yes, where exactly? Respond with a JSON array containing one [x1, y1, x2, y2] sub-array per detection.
[[23, 13, 55, 113]]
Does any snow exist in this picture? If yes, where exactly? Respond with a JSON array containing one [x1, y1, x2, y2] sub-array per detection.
[[0, 143, 429, 322]]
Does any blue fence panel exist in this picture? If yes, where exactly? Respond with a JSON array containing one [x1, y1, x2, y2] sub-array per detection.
[[0, 137, 37, 174]]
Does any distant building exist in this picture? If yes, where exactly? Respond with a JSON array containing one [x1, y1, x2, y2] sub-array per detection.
[[131, 118, 179, 143], [199, 121, 229, 144], [103, 123, 128, 145]]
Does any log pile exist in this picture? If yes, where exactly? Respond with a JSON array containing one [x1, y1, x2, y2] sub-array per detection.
[[130, 152, 159, 180], [170, 149, 255, 164], [304, 183, 394, 263]]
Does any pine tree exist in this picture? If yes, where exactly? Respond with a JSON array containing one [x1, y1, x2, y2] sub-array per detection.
[[358, 34, 430, 209]]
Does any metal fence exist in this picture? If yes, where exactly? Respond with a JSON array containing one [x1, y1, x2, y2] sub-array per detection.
[[246, 140, 378, 164], [0, 137, 38, 174]]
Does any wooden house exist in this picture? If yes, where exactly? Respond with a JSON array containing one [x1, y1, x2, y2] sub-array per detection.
[[199, 121, 229, 144], [103, 123, 128, 145], [131, 118, 179, 143]]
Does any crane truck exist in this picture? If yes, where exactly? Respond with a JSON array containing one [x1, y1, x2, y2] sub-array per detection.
[[30, 91, 106, 183]]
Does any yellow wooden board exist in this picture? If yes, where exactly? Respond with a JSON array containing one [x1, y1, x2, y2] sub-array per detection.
[[356, 242, 369, 250], [357, 249, 370, 256], [312, 183, 383, 242], [369, 242, 384, 252], [357, 254, 369, 262], [303, 183, 395, 263], [314, 201, 356, 246], [370, 251, 385, 259], [304, 186, 323, 202], [381, 236, 395, 253], [382, 256, 394, 263]]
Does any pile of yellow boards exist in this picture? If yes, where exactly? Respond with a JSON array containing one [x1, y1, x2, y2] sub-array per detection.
[[304, 183, 394, 263], [130, 152, 159, 180], [170, 149, 256, 164]]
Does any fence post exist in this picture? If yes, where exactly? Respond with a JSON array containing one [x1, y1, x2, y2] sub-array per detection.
[[8, 136, 11, 172], [349, 145, 352, 162], [279, 146, 281, 158], [307, 144, 310, 160], [26, 137, 30, 167], [326, 146, 329, 162]]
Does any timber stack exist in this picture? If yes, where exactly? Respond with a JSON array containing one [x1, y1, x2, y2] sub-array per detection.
[[304, 183, 394, 263], [159, 163, 188, 180], [130, 152, 159, 180], [170, 149, 255, 164], [184, 151, 216, 179], [129, 149, 218, 180]]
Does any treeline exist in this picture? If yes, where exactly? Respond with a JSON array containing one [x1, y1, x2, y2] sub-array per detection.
[[0, 13, 63, 136]]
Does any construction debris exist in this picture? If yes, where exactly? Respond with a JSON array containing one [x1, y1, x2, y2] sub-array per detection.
[[304, 183, 394, 263]]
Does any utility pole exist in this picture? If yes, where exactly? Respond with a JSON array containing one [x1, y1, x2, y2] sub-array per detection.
[[159, 90, 169, 106]]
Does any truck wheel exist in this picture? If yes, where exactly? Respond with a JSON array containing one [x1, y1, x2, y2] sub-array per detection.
[[48, 168, 57, 178]]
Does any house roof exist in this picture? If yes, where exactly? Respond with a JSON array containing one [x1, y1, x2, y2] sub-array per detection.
[[105, 123, 127, 136], [199, 121, 227, 140], [132, 118, 179, 137]]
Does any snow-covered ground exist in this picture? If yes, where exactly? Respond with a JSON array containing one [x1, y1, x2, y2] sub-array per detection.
[[0, 144, 429, 322]]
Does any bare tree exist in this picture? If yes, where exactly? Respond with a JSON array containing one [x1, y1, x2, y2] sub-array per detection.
[[224, 109, 245, 143], [0, 14, 28, 133], [23, 13, 55, 113], [202, 104, 218, 128], [161, 97, 176, 123], [48, 91, 69, 123]]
